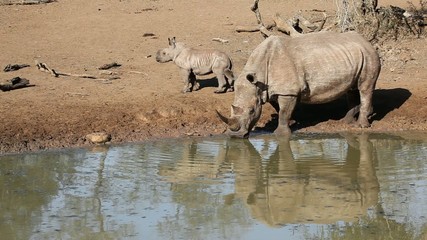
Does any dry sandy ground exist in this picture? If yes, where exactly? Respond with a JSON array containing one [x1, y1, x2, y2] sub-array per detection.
[[0, 0, 426, 154]]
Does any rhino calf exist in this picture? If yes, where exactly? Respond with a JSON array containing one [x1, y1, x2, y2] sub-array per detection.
[[156, 37, 234, 93], [217, 31, 381, 138]]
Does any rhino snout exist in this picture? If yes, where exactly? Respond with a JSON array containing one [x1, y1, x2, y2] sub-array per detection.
[[226, 129, 250, 139], [155, 55, 163, 63]]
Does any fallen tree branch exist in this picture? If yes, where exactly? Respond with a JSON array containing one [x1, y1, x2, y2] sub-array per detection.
[[235, 22, 276, 33], [35, 61, 58, 77], [35, 60, 97, 79], [98, 62, 121, 70], [316, 13, 328, 32], [241, 0, 330, 38], [3, 64, 30, 72], [0, 77, 34, 91], [57, 72, 97, 79], [274, 14, 302, 37], [236, 25, 263, 32], [1, 0, 56, 5], [250, 0, 272, 38], [296, 13, 319, 31]]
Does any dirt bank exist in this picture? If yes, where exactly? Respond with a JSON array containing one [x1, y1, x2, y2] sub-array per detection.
[[0, 0, 426, 154]]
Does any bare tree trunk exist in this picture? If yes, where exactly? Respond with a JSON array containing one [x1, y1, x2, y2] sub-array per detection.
[[250, 0, 272, 37], [336, 0, 378, 32]]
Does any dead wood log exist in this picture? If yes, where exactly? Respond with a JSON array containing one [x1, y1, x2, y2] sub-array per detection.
[[3, 64, 30, 72], [274, 14, 302, 37], [250, 0, 272, 38], [235, 22, 276, 33], [294, 12, 328, 32], [0, 0, 56, 5], [241, 0, 330, 38], [0, 77, 34, 91], [98, 62, 121, 70], [235, 25, 261, 32]]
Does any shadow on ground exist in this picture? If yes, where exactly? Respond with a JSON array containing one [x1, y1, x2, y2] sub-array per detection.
[[259, 88, 412, 132], [196, 77, 218, 90]]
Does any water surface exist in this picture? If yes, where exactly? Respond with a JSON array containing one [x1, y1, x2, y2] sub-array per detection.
[[1, 132, 427, 239]]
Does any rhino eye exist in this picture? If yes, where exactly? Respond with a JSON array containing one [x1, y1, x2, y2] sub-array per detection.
[[249, 108, 255, 114]]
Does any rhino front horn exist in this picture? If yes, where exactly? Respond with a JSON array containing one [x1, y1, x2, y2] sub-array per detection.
[[216, 110, 230, 125], [215, 110, 240, 131]]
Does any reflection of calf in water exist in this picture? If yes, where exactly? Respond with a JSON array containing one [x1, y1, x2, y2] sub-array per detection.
[[225, 133, 380, 226]]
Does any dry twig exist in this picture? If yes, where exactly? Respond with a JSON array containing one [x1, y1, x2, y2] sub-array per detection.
[[212, 38, 229, 43]]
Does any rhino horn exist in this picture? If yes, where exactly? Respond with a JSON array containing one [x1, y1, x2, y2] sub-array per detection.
[[215, 110, 240, 131], [216, 110, 230, 124]]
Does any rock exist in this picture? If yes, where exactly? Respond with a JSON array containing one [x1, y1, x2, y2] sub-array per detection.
[[86, 132, 111, 144]]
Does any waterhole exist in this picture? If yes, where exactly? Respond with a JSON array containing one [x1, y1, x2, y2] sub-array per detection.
[[1, 132, 426, 239]]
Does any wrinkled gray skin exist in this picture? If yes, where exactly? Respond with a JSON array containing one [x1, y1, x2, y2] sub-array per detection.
[[156, 37, 234, 93], [217, 31, 381, 138]]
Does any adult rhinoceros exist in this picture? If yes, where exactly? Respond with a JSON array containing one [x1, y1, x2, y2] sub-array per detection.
[[217, 31, 381, 138]]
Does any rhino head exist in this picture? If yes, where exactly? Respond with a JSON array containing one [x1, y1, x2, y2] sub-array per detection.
[[217, 73, 265, 138], [156, 37, 182, 63]]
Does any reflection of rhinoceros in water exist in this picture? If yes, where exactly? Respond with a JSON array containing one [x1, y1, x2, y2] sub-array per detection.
[[158, 133, 380, 226], [226, 134, 379, 226]]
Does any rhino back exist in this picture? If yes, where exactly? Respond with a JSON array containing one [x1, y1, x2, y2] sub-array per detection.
[[287, 32, 380, 103], [233, 36, 285, 106], [175, 48, 231, 75]]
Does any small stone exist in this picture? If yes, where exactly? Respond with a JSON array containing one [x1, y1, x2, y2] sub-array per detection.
[[86, 132, 111, 144]]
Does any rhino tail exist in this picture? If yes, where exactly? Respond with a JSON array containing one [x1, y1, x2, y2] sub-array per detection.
[[224, 69, 234, 80]]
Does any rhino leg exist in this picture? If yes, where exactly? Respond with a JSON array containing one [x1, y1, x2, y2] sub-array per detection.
[[213, 72, 227, 93], [343, 90, 360, 124], [180, 69, 193, 93], [358, 88, 374, 128], [213, 59, 232, 93], [224, 69, 235, 92], [189, 72, 200, 91], [274, 96, 297, 135]]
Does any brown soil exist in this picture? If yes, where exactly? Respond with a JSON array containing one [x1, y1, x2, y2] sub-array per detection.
[[1, 0, 426, 154]]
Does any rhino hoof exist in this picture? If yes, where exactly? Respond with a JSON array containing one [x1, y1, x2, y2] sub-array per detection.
[[274, 127, 291, 136], [214, 89, 227, 94], [192, 83, 201, 91], [343, 116, 356, 124], [358, 122, 371, 128]]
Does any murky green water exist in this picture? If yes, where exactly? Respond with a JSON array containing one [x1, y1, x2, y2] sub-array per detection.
[[1, 132, 427, 240]]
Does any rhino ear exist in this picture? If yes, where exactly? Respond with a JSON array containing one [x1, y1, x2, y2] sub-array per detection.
[[171, 37, 176, 48], [246, 73, 256, 83], [168, 37, 176, 48], [246, 73, 267, 91], [232, 105, 244, 115]]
